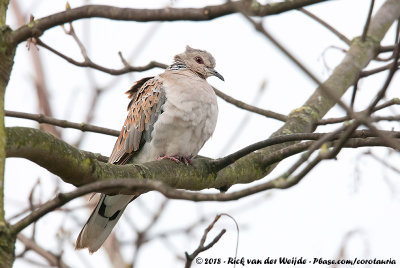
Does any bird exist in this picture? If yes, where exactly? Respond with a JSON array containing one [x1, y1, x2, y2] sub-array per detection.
[[75, 46, 224, 253]]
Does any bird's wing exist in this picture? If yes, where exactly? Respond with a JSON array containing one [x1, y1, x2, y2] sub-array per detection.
[[108, 76, 166, 164]]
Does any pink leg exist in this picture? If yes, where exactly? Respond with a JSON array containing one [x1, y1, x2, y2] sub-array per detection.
[[157, 155, 193, 165], [157, 155, 181, 164], [182, 157, 192, 165]]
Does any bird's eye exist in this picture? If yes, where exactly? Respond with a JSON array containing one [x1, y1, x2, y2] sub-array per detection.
[[195, 56, 204, 64]]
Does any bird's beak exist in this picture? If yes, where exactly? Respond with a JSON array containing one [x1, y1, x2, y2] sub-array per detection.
[[209, 68, 224, 81]]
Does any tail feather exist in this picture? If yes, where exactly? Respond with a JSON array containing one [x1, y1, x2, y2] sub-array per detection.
[[76, 194, 136, 253]]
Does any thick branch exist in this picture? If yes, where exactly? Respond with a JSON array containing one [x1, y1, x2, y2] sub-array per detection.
[[8, 0, 329, 45], [9, 130, 399, 234], [7, 127, 400, 192]]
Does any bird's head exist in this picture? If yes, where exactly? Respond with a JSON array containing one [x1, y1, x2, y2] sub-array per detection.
[[173, 46, 224, 81]]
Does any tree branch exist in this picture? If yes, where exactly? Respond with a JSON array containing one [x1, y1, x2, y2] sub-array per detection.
[[299, 8, 350, 45], [35, 38, 167, 75], [8, 0, 330, 45], [6, 126, 400, 194], [6, 110, 119, 136], [17, 233, 70, 268], [10, 130, 399, 234], [242, 12, 352, 115], [213, 87, 287, 121], [317, 97, 400, 125], [185, 215, 225, 268], [361, 0, 376, 42]]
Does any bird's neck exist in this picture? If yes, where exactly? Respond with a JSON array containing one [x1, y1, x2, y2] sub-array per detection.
[[168, 60, 187, 70]]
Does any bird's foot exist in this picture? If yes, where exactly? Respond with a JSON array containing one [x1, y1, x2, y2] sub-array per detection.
[[157, 155, 181, 164], [182, 157, 192, 165], [157, 155, 192, 165]]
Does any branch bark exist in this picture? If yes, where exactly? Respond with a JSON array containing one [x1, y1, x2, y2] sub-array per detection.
[[6, 127, 400, 192], [0, 0, 17, 266]]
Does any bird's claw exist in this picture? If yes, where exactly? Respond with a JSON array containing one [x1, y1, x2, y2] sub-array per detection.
[[157, 155, 192, 165]]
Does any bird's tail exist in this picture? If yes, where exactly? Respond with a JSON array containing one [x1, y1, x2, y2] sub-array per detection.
[[76, 193, 136, 253]]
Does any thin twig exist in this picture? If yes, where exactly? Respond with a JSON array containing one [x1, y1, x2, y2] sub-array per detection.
[[218, 80, 270, 156], [360, 61, 400, 77], [299, 8, 350, 45], [274, 122, 359, 191], [10, 1, 61, 138], [184, 215, 226, 268], [364, 121, 400, 151], [17, 233, 70, 268], [317, 98, 400, 125], [366, 20, 400, 114], [327, 121, 360, 158], [350, 73, 360, 109], [241, 13, 353, 115], [131, 199, 169, 268], [35, 38, 167, 75], [280, 124, 348, 178], [213, 87, 287, 121], [6, 110, 120, 136], [361, 0, 375, 42], [365, 150, 400, 174]]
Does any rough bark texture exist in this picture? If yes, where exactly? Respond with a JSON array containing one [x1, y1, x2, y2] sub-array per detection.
[[0, 41, 15, 268], [0, 1, 16, 267], [0, 222, 15, 268]]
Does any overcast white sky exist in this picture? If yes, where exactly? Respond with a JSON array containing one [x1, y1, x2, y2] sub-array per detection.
[[4, 0, 400, 267]]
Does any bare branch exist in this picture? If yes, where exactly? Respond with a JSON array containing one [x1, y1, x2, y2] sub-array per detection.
[[6, 110, 119, 136], [8, 1, 330, 45], [10, 0, 61, 138], [241, 13, 353, 115], [131, 199, 169, 268], [299, 8, 350, 45], [35, 38, 167, 75], [366, 20, 400, 114], [371, 115, 400, 122], [184, 215, 226, 268], [365, 150, 400, 174], [318, 98, 400, 125], [17, 233, 70, 268], [218, 80, 269, 156], [360, 61, 399, 77], [364, 121, 400, 151], [213, 87, 287, 122], [361, 0, 376, 42], [332, 230, 369, 268]]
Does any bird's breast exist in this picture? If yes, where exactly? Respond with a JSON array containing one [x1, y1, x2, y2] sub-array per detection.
[[134, 75, 218, 162]]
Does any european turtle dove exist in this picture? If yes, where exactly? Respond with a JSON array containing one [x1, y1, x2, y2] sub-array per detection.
[[75, 46, 223, 252]]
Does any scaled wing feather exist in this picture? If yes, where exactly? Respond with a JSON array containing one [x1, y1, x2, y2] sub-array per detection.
[[109, 77, 166, 164]]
